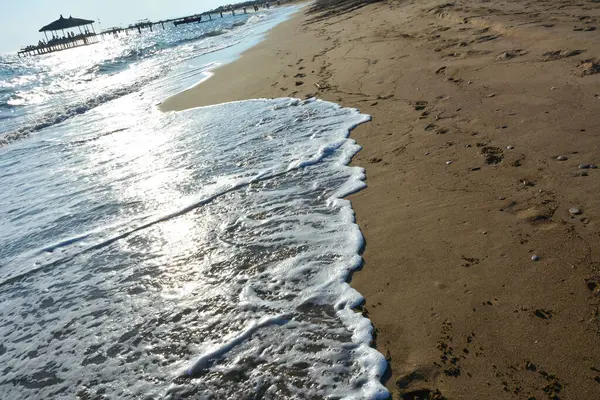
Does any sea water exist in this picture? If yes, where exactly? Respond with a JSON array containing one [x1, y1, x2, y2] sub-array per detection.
[[0, 5, 388, 399]]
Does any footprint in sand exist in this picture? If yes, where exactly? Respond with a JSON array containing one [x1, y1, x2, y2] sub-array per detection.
[[541, 49, 584, 61], [496, 49, 527, 61], [413, 100, 428, 111], [472, 34, 499, 43], [480, 146, 504, 164], [573, 26, 596, 31], [396, 366, 443, 399], [577, 59, 600, 76]]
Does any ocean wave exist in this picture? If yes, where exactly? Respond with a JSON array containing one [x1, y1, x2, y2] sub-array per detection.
[[0, 98, 387, 399], [245, 13, 267, 25], [70, 127, 128, 145], [0, 72, 164, 146], [168, 29, 228, 48], [92, 46, 162, 75], [121, 45, 160, 60], [0, 108, 354, 287]]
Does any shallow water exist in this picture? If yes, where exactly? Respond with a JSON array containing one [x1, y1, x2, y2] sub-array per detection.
[[0, 5, 388, 400]]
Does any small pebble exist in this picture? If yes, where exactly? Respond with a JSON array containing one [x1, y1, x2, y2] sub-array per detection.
[[556, 155, 568, 161], [590, 164, 598, 169], [425, 152, 430, 155], [569, 207, 582, 215], [531, 255, 540, 262], [498, 196, 506, 200], [506, 145, 514, 150], [487, 94, 496, 98], [465, 144, 472, 148], [551, 86, 557, 90], [579, 164, 591, 169], [446, 160, 453, 165], [482, 231, 488, 235]]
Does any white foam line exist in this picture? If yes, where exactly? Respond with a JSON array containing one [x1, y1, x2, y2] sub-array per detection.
[[185, 314, 290, 376]]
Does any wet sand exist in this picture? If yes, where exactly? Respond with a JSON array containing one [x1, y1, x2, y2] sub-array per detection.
[[161, 1, 600, 398]]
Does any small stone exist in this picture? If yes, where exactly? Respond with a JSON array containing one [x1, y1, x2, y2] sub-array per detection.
[[425, 152, 430, 155], [590, 164, 598, 169], [522, 179, 534, 187], [482, 231, 488, 235], [506, 145, 514, 150], [498, 196, 506, 200], [531, 255, 540, 262], [487, 94, 496, 98], [556, 155, 568, 161], [551, 86, 557, 90], [470, 167, 481, 171], [446, 160, 453, 165], [579, 164, 591, 169], [569, 207, 582, 215], [465, 144, 472, 148]]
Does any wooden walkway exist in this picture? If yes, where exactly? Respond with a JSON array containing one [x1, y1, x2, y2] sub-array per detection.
[[18, 35, 100, 57]]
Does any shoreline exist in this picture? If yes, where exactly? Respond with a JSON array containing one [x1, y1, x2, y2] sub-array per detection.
[[159, 5, 310, 112], [161, 1, 600, 398]]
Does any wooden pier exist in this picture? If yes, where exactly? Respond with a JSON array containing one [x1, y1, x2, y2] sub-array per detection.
[[19, 34, 100, 56], [18, 15, 99, 57], [172, 1, 282, 27]]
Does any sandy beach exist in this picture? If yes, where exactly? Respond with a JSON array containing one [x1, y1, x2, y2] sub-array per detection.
[[161, 1, 600, 398]]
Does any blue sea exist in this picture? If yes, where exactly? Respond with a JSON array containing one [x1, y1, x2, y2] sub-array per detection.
[[0, 5, 387, 399]]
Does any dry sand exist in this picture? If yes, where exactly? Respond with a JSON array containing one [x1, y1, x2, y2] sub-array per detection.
[[161, 1, 600, 398]]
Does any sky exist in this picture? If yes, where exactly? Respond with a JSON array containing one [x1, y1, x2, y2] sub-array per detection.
[[0, 0, 228, 53]]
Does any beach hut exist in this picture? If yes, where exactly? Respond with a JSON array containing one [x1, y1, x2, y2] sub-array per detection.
[[39, 15, 96, 41]]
